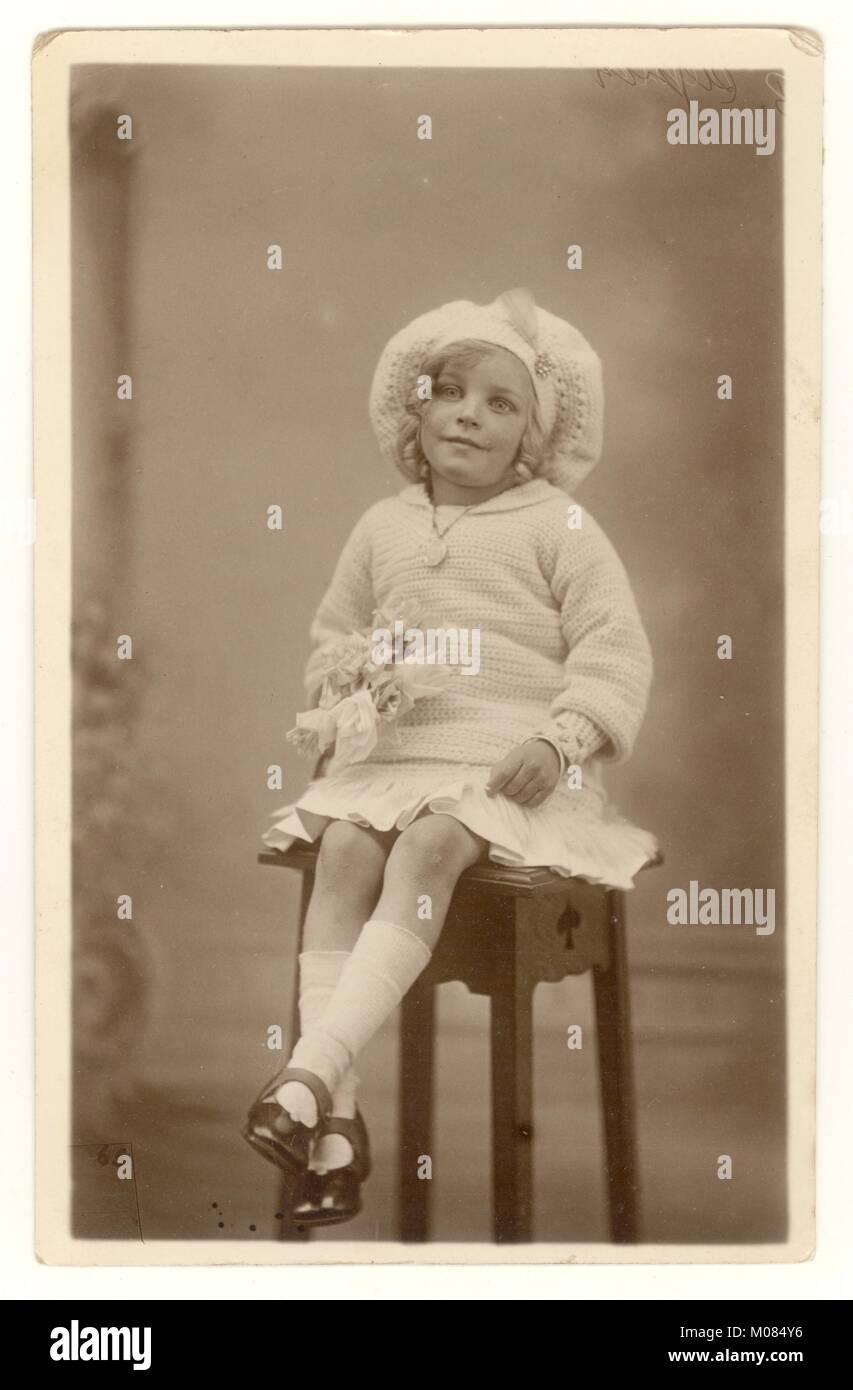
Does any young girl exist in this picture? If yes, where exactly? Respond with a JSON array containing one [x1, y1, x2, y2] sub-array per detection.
[[243, 287, 658, 1226]]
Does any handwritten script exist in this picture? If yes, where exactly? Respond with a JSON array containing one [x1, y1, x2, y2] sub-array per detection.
[[593, 69, 785, 114]]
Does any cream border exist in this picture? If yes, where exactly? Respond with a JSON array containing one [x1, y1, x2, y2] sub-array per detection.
[[33, 24, 822, 1267]]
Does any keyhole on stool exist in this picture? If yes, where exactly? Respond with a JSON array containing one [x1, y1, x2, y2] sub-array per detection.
[[557, 904, 580, 941]]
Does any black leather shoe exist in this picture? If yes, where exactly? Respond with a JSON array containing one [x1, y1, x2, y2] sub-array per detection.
[[291, 1109, 371, 1226], [241, 1066, 334, 1178]]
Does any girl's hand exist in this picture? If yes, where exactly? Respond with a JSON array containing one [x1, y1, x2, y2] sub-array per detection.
[[486, 740, 562, 808]]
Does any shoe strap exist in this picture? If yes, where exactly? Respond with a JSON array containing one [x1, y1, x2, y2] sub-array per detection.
[[323, 1116, 360, 1142], [262, 1066, 334, 1123]]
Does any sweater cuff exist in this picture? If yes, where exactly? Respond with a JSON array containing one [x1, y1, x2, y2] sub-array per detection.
[[526, 712, 609, 771]]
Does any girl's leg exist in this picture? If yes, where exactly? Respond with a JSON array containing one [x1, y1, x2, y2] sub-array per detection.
[[277, 819, 397, 1165], [284, 813, 487, 1119], [370, 809, 486, 951], [301, 817, 398, 952]]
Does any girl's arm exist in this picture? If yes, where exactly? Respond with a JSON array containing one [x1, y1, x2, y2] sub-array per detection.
[[528, 513, 654, 769], [302, 505, 378, 699]]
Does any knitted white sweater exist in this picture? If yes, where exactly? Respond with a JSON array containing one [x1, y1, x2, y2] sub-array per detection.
[[302, 477, 652, 777]]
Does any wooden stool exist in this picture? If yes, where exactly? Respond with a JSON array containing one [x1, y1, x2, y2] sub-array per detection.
[[258, 842, 662, 1244]]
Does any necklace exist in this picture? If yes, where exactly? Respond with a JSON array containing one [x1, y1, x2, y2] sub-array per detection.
[[420, 499, 478, 567]]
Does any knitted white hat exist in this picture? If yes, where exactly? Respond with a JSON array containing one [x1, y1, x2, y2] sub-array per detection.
[[368, 287, 604, 495]]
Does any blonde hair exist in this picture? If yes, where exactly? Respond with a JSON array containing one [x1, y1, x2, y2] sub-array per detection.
[[397, 339, 547, 490]]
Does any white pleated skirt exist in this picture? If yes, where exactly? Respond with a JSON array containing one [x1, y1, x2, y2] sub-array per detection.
[[261, 758, 658, 891]]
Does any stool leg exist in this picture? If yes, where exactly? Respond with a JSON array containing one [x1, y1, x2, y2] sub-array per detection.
[[593, 889, 640, 1243], [491, 928, 534, 1243], [277, 869, 313, 1243], [399, 974, 435, 1242]]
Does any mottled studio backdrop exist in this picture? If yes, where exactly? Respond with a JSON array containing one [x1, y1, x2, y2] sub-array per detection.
[[70, 64, 784, 1243]]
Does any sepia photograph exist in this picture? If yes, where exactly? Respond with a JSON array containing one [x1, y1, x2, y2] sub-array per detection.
[[33, 25, 821, 1264]]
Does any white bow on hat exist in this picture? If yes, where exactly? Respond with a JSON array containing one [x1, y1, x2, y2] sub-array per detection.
[[368, 287, 604, 495]]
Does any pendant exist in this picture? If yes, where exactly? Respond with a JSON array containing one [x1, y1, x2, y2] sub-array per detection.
[[422, 537, 448, 567]]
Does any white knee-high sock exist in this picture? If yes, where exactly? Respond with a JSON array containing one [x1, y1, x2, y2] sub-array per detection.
[[283, 920, 432, 1122], [275, 950, 360, 1154], [296, 949, 361, 1116]]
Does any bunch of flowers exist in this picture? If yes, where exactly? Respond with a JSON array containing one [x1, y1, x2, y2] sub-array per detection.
[[286, 604, 456, 767]]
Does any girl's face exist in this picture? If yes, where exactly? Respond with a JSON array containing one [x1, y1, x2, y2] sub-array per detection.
[[419, 346, 534, 502]]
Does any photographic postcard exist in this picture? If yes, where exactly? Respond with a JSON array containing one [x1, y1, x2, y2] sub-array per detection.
[[33, 25, 821, 1266]]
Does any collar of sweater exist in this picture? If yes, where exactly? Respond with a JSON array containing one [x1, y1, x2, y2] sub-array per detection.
[[398, 477, 562, 514]]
